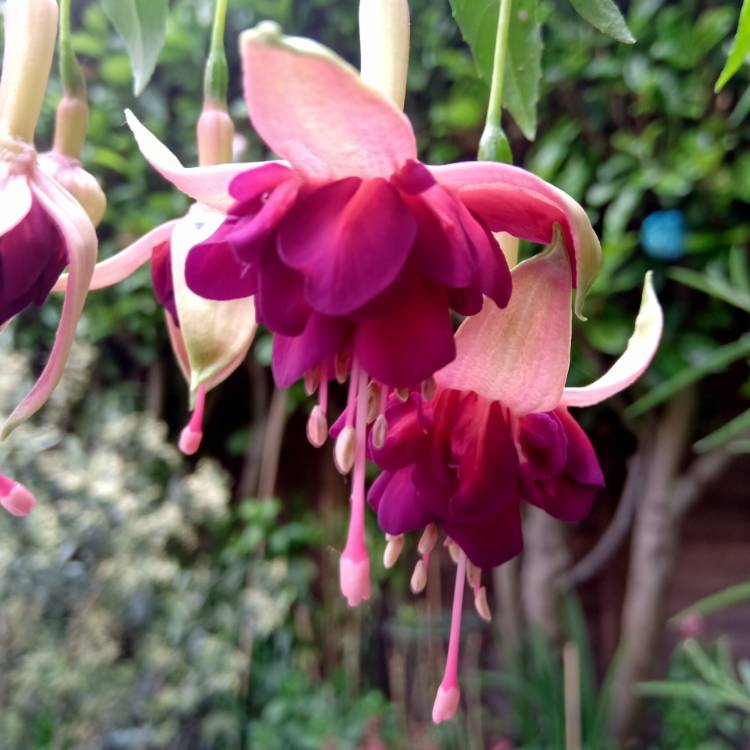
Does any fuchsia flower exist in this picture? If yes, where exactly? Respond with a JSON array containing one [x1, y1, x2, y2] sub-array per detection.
[[0, 0, 97, 440], [54, 106, 256, 455], [126, 21, 602, 607], [367, 234, 663, 722]]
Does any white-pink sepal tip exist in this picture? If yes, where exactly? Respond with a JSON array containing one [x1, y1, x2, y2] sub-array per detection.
[[339, 554, 371, 607], [432, 683, 460, 724], [0, 482, 37, 516]]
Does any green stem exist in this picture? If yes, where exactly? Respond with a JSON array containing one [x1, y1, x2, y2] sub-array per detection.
[[59, 0, 86, 96], [204, 0, 230, 104], [486, 0, 513, 128], [478, 0, 513, 162]]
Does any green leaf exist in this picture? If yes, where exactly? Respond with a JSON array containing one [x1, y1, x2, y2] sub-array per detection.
[[668, 266, 750, 313], [100, 0, 168, 95], [694, 407, 750, 453], [626, 335, 750, 417], [449, 0, 542, 140], [568, 0, 635, 44], [716, 0, 750, 92]]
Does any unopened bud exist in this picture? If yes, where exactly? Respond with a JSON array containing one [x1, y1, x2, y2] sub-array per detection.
[[334, 425, 356, 474], [383, 533, 404, 568], [306, 405, 328, 448], [478, 123, 512, 164], [0, 0, 59, 142], [410, 558, 427, 594], [359, 0, 410, 110], [38, 152, 107, 226], [197, 103, 234, 166]]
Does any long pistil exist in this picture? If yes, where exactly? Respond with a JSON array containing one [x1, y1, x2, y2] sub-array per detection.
[[339, 365, 372, 607], [432, 548, 467, 723]]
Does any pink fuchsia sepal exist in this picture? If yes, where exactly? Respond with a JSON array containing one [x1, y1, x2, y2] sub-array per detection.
[[0, 473, 36, 516]]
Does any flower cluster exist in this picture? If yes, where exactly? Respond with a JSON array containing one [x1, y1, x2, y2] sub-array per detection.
[[0, 0, 664, 725]]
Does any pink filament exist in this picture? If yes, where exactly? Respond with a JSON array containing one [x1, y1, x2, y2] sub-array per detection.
[[344, 361, 360, 428], [179, 385, 206, 455], [319, 362, 329, 415]]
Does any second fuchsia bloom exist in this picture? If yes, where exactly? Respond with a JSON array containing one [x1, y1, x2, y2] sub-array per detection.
[[367, 234, 664, 723], [0, 0, 97, 440]]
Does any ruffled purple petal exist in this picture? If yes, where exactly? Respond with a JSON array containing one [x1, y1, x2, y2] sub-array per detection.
[[369, 393, 431, 470], [151, 239, 178, 324], [444, 501, 523, 569], [521, 407, 604, 522], [185, 220, 258, 301], [278, 177, 416, 315], [255, 246, 310, 336], [449, 400, 519, 523], [272, 312, 352, 388], [519, 411, 567, 481], [368, 468, 435, 536], [354, 281, 455, 387], [0, 199, 67, 325]]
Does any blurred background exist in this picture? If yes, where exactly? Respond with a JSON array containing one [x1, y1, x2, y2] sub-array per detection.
[[1, 0, 750, 747]]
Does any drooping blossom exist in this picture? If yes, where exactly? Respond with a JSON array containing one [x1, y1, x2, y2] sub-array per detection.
[[0, 0, 97, 439], [367, 233, 664, 722], [54, 104, 255, 455], [125, 18, 603, 607]]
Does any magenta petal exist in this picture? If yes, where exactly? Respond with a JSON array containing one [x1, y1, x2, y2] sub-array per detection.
[[354, 282, 455, 388], [228, 176, 300, 265], [557, 407, 604, 487], [449, 400, 519, 523], [151, 239, 178, 323], [0, 199, 67, 324], [229, 163, 295, 203], [368, 468, 435, 535], [255, 247, 310, 336], [444, 501, 523, 569], [278, 177, 416, 315], [519, 412, 567, 481], [186, 229, 258, 301], [272, 312, 352, 388], [408, 185, 479, 288], [370, 394, 430, 470], [522, 407, 603, 523]]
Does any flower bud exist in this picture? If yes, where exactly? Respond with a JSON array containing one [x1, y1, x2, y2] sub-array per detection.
[[197, 102, 235, 167], [53, 95, 88, 160], [359, 0, 410, 110], [38, 151, 107, 227], [0, 0, 58, 142], [478, 124, 513, 165]]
